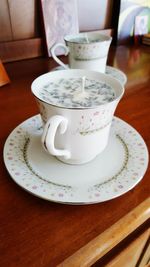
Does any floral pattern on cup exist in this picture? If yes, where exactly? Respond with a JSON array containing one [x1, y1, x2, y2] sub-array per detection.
[[64, 33, 112, 61], [72, 43, 108, 61], [76, 110, 114, 135], [38, 101, 116, 137]]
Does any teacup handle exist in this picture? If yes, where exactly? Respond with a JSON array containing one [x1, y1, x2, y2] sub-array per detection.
[[51, 43, 69, 69], [41, 115, 71, 159]]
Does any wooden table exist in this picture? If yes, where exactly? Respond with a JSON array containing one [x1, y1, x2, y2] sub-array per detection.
[[0, 45, 150, 267]]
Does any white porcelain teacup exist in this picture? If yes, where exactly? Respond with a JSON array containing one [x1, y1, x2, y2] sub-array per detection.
[[31, 69, 124, 165], [51, 32, 112, 73]]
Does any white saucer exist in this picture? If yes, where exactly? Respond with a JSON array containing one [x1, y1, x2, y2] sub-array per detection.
[[3, 115, 148, 204], [51, 65, 127, 86]]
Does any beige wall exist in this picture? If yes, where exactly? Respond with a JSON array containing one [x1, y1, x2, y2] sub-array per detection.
[[77, 0, 113, 31]]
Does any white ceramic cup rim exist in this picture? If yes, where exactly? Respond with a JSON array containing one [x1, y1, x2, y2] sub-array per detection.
[[64, 32, 112, 45], [31, 69, 124, 110]]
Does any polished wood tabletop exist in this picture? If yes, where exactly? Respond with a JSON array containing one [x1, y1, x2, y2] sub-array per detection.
[[0, 45, 150, 267]]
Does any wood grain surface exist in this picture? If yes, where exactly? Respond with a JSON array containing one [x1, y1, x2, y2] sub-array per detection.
[[0, 0, 12, 41], [0, 0, 38, 42], [104, 228, 150, 267], [0, 38, 44, 62], [57, 198, 150, 266], [0, 45, 150, 267]]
